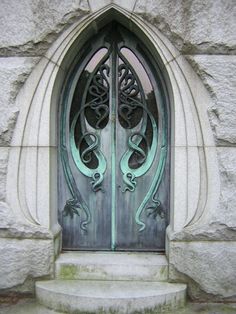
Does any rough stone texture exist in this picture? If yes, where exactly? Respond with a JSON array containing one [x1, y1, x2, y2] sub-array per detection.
[[168, 150, 236, 300], [168, 222, 236, 242], [0, 237, 54, 291], [88, 0, 111, 12], [0, 57, 39, 146], [186, 56, 236, 145], [1, 0, 235, 56], [0, 149, 8, 201], [134, 0, 236, 54], [0, 202, 53, 239], [169, 241, 236, 302], [168, 148, 236, 241], [0, 58, 39, 202], [216, 147, 236, 228], [0, 0, 90, 56]]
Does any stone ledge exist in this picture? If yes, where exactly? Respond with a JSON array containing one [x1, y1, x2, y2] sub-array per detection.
[[55, 252, 168, 282], [36, 280, 186, 314]]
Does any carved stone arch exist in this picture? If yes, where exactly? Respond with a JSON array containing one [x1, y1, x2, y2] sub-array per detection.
[[6, 5, 220, 243]]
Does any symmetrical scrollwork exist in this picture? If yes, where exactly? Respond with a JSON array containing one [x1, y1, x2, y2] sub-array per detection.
[[61, 43, 167, 234]]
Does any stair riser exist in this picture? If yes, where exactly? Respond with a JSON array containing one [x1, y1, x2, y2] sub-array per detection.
[[56, 263, 168, 281], [36, 285, 186, 314]]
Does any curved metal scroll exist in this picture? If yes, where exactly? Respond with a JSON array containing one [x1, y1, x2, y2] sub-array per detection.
[[60, 39, 168, 235], [70, 53, 110, 192], [118, 50, 167, 231], [60, 49, 110, 230], [60, 100, 91, 230], [60, 144, 91, 230]]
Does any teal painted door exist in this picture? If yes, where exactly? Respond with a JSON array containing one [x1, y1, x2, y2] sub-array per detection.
[[59, 23, 170, 251]]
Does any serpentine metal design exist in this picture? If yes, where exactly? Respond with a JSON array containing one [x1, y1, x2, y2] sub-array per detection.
[[118, 52, 158, 193], [61, 40, 167, 234], [118, 50, 167, 231], [60, 50, 110, 230], [60, 144, 91, 230], [135, 143, 167, 231], [70, 55, 110, 192], [60, 93, 91, 230]]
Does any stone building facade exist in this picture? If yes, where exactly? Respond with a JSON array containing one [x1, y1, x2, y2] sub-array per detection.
[[0, 0, 235, 311]]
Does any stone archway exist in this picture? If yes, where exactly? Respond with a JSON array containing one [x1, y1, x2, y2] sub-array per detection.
[[6, 4, 220, 252]]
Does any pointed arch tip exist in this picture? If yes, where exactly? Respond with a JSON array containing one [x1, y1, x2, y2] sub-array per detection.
[[91, 3, 133, 16], [85, 5, 132, 34]]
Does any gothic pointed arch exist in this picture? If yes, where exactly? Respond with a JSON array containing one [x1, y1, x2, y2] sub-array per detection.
[[6, 5, 220, 245]]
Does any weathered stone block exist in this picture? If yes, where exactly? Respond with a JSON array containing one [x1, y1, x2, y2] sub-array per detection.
[[0, 201, 53, 239], [113, 0, 136, 11], [167, 223, 236, 243], [134, 0, 236, 54], [0, 0, 90, 56], [169, 241, 236, 301], [89, 0, 111, 12], [0, 148, 8, 201], [167, 147, 236, 242], [0, 57, 39, 146], [0, 237, 54, 291], [187, 55, 236, 145], [216, 147, 236, 228]]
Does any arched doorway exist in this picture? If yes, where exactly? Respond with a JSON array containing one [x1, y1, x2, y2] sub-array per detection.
[[59, 22, 170, 251], [6, 4, 219, 259]]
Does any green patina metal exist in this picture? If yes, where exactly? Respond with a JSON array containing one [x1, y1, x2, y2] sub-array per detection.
[[120, 101, 158, 191], [60, 81, 91, 230], [135, 144, 167, 231], [118, 51, 158, 193], [59, 22, 169, 250], [111, 43, 117, 250], [70, 51, 110, 192], [70, 111, 107, 192]]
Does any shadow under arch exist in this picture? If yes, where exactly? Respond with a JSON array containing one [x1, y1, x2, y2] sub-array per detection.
[[6, 5, 220, 250]]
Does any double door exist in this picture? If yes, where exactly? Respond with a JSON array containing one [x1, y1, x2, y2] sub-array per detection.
[[59, 24, 169, 251]]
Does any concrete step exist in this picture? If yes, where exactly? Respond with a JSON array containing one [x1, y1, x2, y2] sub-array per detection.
[[55, 251, 168, 282], [36, 279, 186, 314]]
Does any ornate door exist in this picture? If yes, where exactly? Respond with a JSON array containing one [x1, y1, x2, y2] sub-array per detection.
[[59, 23, 169, 251]]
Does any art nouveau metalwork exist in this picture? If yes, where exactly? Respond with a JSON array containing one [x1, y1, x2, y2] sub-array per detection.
[[59, 23, 169, 251]]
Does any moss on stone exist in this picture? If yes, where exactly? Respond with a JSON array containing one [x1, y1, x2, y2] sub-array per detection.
[[59, 264, 77, 279]]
